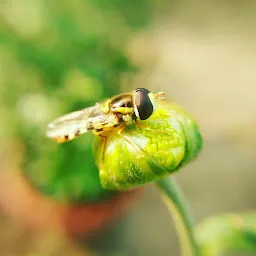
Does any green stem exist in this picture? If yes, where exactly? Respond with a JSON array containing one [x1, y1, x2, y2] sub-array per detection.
[[156, 177, 200, 256]]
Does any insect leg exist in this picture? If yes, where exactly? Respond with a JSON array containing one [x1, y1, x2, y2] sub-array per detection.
[[117, 124, 126, 134], [98, 134, 108, 164]]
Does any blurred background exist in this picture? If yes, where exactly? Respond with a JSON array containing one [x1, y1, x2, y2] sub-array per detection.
[[0, 0, 255, 255]]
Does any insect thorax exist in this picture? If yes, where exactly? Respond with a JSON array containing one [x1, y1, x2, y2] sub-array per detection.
[[91, 94, 135, 136], [109, 94, 134, 114]]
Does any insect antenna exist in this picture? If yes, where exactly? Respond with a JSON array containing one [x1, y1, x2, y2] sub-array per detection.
[[154, 91, 165, 101]]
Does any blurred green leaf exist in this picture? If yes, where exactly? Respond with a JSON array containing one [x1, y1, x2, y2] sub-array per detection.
[[196, 213, 256, 256], [0, 0, 145, 202]]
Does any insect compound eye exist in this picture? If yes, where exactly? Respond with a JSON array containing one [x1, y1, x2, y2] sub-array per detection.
[[134, 88, 154, 120]]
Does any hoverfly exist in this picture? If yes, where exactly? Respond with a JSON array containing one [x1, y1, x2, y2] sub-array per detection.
[[46, 88, 165, 143]]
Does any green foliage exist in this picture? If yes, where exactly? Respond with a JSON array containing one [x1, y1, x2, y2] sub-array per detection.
[[196, 213, 256, 256], [0, 0, 151, 202]]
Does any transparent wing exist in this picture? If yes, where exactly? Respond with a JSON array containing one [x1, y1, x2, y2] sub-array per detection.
[[46, 103, 118, 142]]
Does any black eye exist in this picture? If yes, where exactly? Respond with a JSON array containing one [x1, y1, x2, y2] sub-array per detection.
[[134, 88, 153, 120]]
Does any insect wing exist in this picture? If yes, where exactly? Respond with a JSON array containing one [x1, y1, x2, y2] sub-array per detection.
[[46, 104, 106, 142]]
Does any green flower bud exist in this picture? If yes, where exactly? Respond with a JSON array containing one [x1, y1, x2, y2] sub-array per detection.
[[94, 102, 202, 190]]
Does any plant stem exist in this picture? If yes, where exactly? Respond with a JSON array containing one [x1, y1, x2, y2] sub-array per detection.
[[156, 177, 200, 256]]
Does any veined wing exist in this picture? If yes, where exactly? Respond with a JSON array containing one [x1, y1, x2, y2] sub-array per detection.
[[46, 103, 118, 143]]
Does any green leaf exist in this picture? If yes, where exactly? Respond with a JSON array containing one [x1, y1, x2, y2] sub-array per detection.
[[196, 213, 256, 256]]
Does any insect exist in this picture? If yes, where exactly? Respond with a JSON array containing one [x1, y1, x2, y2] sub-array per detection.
[[46, 88, 165, 143]]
